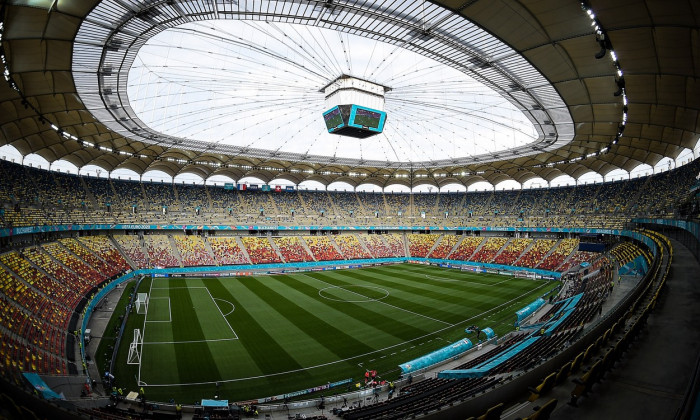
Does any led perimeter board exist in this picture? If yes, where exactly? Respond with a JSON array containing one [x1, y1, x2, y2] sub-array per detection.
[[322, 104, 387, 139]]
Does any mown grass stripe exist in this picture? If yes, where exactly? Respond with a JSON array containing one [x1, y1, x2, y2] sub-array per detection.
[[205, 279, 310, 378], [216, 277, 337, 367], [241, 276, 375, 359], [366, 264, 531, 295], [380, 264, 527, 287], [307, 270, 470, 322], [283, 274, 433, 339], [168, 286, 221, 383], [342, 268, 534, 311]]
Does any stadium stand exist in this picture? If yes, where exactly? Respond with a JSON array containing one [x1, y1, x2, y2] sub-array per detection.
[[471, 237, 509, 263], [449, 236, 483, 261], [427, 234, 459, 259], [515, 239, 557, 268], [274, 236, 314, 262], [383, 234, 406, 258], [407, 234, 441, 258], [304, 236, 344, 261], [334, 234, 372, 260], [113, 235, 149, 269], [143, 234, 180, 268], [558, 251, 599, 272], [240, 237, 282, 264], [493, 238, 532, 265], [538, 239, 579, 271], [1, 2, 699, 419], [77, 236, 131, 273], [173, 235, 216, 267], [208, 237, 250, 266], [1, 156, 700, 229]]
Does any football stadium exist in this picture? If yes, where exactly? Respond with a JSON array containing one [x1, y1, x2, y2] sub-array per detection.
[[0, 1, 699, 419]]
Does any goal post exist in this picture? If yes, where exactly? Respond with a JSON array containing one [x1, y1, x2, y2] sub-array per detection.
[[135, 293, 149, 315], [127, 329, 143, 365]]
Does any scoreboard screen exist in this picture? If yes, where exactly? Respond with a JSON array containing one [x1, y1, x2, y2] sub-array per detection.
[[323, 106, 345, 132], [348, 105, 386, 132], [322, 104, 386, 138]]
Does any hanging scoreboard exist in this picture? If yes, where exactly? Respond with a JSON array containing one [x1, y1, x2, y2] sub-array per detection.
[[322, 104, 387, 139]]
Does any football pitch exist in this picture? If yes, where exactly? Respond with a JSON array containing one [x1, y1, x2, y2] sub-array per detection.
[[112, 263, 559, 402]]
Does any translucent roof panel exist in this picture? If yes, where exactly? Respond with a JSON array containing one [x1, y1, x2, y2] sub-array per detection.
[[126, 21, 538, 164]]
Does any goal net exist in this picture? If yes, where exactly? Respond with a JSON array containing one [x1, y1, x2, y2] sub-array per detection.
[[127, 329, 143, 365], [135, 293, 149, 315]]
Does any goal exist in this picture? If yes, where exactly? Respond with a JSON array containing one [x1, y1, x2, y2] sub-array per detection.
[[127, 329, 143, 365], [135, 293, 149, 315]]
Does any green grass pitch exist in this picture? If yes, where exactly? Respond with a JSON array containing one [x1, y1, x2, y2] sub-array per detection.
[[110, 263, 559, 403]]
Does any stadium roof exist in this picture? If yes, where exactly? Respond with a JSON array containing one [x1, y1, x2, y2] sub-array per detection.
[[0, 0, 698, 189]]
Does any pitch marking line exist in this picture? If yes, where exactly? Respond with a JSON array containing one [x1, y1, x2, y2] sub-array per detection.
[[421, 271, 517, 287], [379, 264, 499, 285], [137, 277, 155, 386], [145, 297, 172, 323], [144, 338, 239, 345], [214, 298, 235, 316], [143, 281, 552, 387], [206, 288, 239, 340], [302, 273, 452, 326]]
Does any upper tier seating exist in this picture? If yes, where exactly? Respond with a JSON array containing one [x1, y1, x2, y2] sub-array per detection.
[[1, 157, 699, 228]]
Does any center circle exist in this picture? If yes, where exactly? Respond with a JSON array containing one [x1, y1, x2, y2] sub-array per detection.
[[318, 285, 390, 303]]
